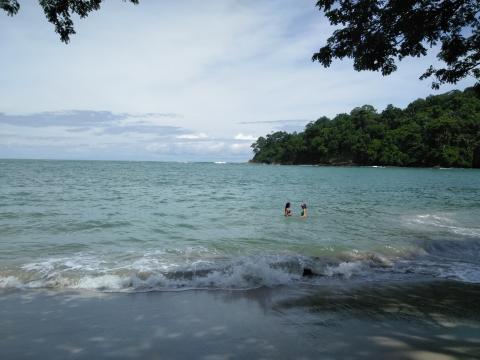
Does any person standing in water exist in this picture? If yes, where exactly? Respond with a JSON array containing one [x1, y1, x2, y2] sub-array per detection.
[[300, 202, 308, 217], [284, 202, 292, 216]]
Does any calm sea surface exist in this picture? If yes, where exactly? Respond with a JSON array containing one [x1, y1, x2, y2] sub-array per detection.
[[1, 159, 479, 291]]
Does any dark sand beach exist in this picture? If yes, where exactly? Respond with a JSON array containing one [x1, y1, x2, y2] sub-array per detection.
[[2, 280, 480, 360]]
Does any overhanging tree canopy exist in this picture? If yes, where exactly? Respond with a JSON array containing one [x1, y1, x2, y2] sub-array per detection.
[[0, 0, 138, 43], [2, 1, 479, 89], [313, 0, 480, 88]]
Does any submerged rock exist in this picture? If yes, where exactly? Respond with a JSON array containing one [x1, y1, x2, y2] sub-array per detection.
[[302, 268, 317, 277]]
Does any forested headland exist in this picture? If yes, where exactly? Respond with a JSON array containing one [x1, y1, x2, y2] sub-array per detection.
[[250, 87, 480, 168]]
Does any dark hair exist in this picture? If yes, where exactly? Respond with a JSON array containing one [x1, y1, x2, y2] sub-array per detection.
[[285, 202, 291, 209], [301, 203, 307, 209]]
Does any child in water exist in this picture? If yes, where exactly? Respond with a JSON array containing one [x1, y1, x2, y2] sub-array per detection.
[[284, 202, 292, 216], [300, 202, 308, 217]]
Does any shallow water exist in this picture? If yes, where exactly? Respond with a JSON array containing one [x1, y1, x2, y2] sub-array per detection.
[[0, 159, 479, 291]]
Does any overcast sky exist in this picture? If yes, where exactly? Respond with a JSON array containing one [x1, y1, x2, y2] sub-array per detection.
[[0, 0, 474, 161]]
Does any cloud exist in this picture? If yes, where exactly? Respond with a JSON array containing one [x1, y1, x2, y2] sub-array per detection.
[[0, 111, 182, 131], [0, 110, 121, 127], [0, 110, 254, 161], [65, 127, 92, 133], [176, 132, 208, 140], [238, 119, 311, 125], [230, 143, 252, 152], [101, 125, 186, 136], [144, 139, 253, 161], [234, 133, 257, 141]]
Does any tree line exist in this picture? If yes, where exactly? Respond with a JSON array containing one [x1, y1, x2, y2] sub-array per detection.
[[250, 87, 480, 168]]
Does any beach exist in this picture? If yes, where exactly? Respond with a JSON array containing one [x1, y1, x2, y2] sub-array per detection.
[[2, 280, 480, 359]]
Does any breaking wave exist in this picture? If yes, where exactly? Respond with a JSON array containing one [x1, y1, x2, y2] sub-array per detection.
[[0, 251, 399, 292], [405, 214, 480, 238], [2, 239, 478, 293]]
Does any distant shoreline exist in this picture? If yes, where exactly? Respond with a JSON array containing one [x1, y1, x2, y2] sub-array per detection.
[[248, 160, 479, 170], [0, 158, 248, 164], [2, 158, 478, 169]]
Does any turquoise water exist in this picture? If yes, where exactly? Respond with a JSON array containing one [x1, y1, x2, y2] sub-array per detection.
[[0, 159, 479, 291]]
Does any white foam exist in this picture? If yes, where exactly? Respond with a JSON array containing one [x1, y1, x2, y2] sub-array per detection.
[[194, 257, 300, 289], [21, 261, 55, 273], [75, 275, 132, 291], [2, 246, 410, 291], [436, 262, 480, 284], [450, 226, 480, 237], [22, 255, 104, 274], [406, 214, 480, 237], [0, 254, 305, 291], [450, 269, 480, 283], [414, 214, 455, 225], [55, 259, 301, 291], [323, 261, 364, 278], [5, 247, 478, 292], [0, 276, 24, 288]]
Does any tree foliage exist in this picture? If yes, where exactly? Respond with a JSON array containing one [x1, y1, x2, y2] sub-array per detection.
[[313, 0, 480, 88], [251, 87, 480, 168], [0, 0, 138, 43]]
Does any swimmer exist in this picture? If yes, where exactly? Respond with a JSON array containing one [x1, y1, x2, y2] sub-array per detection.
[[284, 202, 292, 216], [300, 202, 308, 217]]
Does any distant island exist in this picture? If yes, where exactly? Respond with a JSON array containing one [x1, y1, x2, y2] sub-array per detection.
[[250, 87, 480, 168]]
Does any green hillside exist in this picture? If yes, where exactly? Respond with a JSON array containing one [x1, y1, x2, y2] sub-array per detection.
[[251, 87, 480, 168]]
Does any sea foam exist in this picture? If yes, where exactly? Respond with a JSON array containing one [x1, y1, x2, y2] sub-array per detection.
[[0, 250, 424, 292]]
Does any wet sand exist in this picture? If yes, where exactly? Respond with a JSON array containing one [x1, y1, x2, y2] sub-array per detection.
[[1, 280, 480, 359]]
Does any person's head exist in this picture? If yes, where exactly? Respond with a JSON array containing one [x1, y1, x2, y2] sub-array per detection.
[[301, 203, 307, 209], [285, 202, 291, 209]]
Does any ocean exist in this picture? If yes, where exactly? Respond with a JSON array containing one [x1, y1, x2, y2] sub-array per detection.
[[1, 159, 479, 291], [2, 159, 480, 359]]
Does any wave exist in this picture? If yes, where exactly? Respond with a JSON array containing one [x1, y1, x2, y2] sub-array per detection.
[[404, 214, 480, 238], [0, 251, 399, 292], [420, 238, 480, 260], [2, 234, 480, 292], [400, 214, 480, 282]]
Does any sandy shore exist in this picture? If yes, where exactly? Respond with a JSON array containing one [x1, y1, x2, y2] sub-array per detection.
[[1, 280, 479, 359]]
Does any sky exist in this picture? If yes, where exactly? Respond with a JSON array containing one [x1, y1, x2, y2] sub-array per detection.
[[0, 0, 475, 162]]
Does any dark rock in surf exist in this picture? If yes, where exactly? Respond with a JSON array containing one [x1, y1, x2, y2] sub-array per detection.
[[302, 268, 317, 277]]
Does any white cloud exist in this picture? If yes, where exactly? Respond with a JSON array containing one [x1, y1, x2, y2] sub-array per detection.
[[234, 133, 257, 141], [0, 111, 254, 161], [176, 133, 208, 140], [230, 143, 252, 153]]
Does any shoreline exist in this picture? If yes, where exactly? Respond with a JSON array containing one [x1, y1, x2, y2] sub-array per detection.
[[2, 158, 480, 169], [2, 280, 479, 359], [248, 160, 480, 170]]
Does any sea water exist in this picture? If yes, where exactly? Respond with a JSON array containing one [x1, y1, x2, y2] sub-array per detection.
[[0, 159, 479, 291]]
